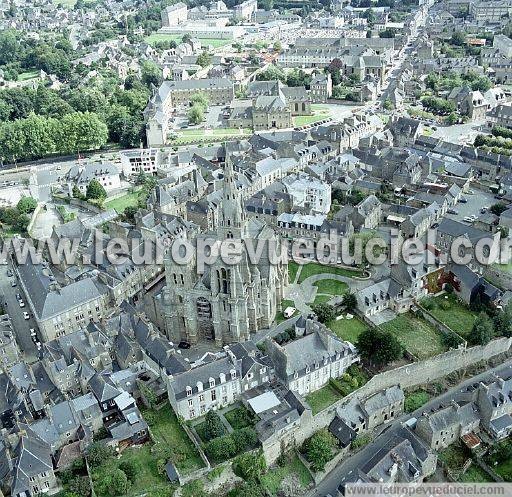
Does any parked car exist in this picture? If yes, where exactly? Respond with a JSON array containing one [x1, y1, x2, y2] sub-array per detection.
[[178, 341, 191, 349], [18, 300, 25, 308], [23, 312, 30, 320], [463, 216, 473, 222], [15, 293, 21, 301], [10, 280, 16, 287], [6, 269, 12, 277], [459, 197, 468, 203], [447, 208, 458, 215]]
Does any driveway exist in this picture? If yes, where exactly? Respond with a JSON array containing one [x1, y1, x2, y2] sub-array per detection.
[[30, 205, 61, 240], [0, 263, 39, 363]]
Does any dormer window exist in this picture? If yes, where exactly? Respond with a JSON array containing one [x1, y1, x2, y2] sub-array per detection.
[[197, 381, 203, 392], [230, 370, 236, 380], [305, 365, 310, 374], [186, 386, 192, 397], [209, 377, 215, 388]]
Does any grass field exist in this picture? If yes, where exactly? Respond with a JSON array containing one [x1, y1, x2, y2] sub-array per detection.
[[224, 405, 256, 430], [313, 279, 348, 295], [296, 262, 363, 283], [423, 293, 477, 336], [92, 444, 173, 497], [306, 384, 342, 414], [18, 70, 39, 81], [104, 188, 142, 213], [459, 465, 493, 483], [288, 262, 300, 283], [145, 33, 231, 48], [439, 444, 467, 471], [143, 405, 204, 474], [293, 105, 331, 127], [328, 317, 367, 344], [261, 453, 313, 495], [276, 299, 295, 323], [313, 294, 332, 305], [404, 389, 431, 413], [169, 128, 252, 145], [380, 313, 447, 359]]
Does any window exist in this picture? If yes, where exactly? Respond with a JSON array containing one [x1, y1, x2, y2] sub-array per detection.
[[209, 378, 215, 388], [199, 394, 204, 402], [186, 386, 192, 397], [188, 399, 193, 407], [211, 390, 216, 401]]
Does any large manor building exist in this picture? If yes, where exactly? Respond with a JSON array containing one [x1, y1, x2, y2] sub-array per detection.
[[163, 158, 288, 346]]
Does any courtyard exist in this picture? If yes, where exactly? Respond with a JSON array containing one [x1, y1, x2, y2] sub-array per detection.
[[422, 294, 478, 337]]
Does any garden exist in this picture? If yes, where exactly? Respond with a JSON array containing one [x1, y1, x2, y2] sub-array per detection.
[[379, 313, 448, 359], [422, 294, 478, 337], [404, 389, 431, 413], [328, 316, 368, 344], [305, 365, 368, 415]]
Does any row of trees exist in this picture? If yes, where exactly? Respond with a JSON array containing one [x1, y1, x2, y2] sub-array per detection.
[[0, 197, 38, 234], [425, 71, 492, 94], [0, 112, 108, 163], [421, 96, 456, 116]]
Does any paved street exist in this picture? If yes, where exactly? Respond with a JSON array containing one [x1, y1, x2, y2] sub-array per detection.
[[0, 263, 39, 363], [445, 189, 497, 225]]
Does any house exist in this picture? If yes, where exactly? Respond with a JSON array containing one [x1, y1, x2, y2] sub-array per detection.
[[310, 72, 332, 103], [167, 342, 271, 421], [488, 104, 512, 128], [66, 162, 121, 195], [389, 116, 424, 147], [265, 318, 359, 396], [335, 385, 405, 439], [416, 401, 481, 450], [476, 375, 512, 439], [16, 260, 110, 342], [448, 87, 489, 121], [349, 195, 382, 230]]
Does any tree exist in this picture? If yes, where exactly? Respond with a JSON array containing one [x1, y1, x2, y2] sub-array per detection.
[[141, 60, 163, 88], [72, 185, 85, 200], [363, 8, 376, 26], [342, 293, 357, 312], [17, 196, 37, 214], [451, 31, 466, 46], [15, 214, 30, 233], [230, 481, 266, 497], [383, 98, 393, 110], [190, 92, 209, 108], [233, 451, 267, 482], [188, 104, 204, 125], [57, 112, 108, 153], [491, 202, 508, 216], [86, 179, 107, 201], [468, 312, 494, 345], [255, 65, 286, 82], [94, 468, 129, 497], [204, 411, 225, 441], [196, 51, 212, 68], [87, 442, 112, 467], [273, 41, 282, 52], [305, 429, 336, 472], [205, 435, 237, 462], [68, 476, 91, 497], [123, 205, 138, 223], [357, 328, 403, 365], [118, 460, 138, 483], [311, 302, 336, 324], [182, 480, 206, 497], [494, 302, 512, 337]]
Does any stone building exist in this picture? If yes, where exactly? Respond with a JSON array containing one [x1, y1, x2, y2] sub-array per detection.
[[163, 158, 288, 346]]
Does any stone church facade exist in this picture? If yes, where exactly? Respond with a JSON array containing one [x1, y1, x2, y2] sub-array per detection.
[[163, 159, 288, 346]]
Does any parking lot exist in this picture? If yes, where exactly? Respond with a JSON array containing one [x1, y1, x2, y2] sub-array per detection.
[[0, 263, 39, 363], [445, 189, 497, 225]]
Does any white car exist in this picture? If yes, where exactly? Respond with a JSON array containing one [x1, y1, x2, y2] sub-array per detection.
[[23, 312, 30, 320], [18, 300, 25, 308], [30, 328, 36, 337], [463, 216, 474, 222]]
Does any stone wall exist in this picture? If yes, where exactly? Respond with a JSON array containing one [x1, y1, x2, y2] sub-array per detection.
[[69, 197, 104, 214], [266, 337, 512, 462]]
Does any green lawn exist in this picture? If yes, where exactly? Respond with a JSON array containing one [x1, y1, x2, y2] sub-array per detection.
[[328, 317, 367, 344], [143, 405, 204, 474], [313, 279, 348, 295], [145, 33, 231, 48], [104, 188, 142, 213], [459, 464, 493, 483], [288, 262, 300, 283], [379, 313, 447, 359], [296, 262, 363, 283], [18, 70, 39, 81], [422, 294, 477, 336], [313, 294, 332, 305], [493, 261, 512, 273], [92, 445, 174, 497], [293, 115, 326, 127], [404, 389, 431, 413], [261, 454, 312, 495], [305, 384, 342, 415], [178, 128, 251, 137]]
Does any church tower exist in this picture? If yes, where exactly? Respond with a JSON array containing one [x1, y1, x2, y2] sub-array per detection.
[[217, 154, 245, 240]]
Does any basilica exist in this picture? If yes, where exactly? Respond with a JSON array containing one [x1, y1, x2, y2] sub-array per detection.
[[163, 158, 288, 346]]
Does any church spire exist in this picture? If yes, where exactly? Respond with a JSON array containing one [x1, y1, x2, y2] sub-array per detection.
[[217, 150, 245, 239]]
